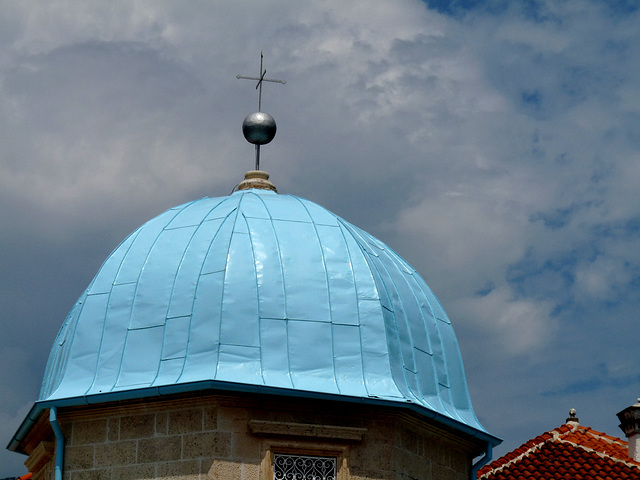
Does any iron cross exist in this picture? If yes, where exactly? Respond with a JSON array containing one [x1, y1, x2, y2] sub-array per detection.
[[236, 52, 286, 111]]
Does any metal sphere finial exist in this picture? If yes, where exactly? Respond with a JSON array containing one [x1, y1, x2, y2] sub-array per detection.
[[242, 112, 277, 145], [236, 52, 286, 172]]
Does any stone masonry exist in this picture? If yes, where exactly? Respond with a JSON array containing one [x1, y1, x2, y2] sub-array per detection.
[[22, 392, 481, 480]]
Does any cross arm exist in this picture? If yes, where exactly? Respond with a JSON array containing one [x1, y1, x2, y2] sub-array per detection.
[[236, 75, 286, 85]]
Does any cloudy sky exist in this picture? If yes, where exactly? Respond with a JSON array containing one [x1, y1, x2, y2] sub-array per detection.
[[1, 0, 639, 474]]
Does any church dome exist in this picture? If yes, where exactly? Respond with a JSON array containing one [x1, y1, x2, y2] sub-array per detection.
[[40, 187, 488, 434]]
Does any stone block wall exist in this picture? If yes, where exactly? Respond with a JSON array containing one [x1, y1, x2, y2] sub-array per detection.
[[392, 420, 470, 480], [61, 402, 258, 480], [23, 393, 479, 480]]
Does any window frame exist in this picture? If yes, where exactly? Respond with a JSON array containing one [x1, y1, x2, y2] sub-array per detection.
[[273, 452, 337, 480], [260, 440, 350, 480]]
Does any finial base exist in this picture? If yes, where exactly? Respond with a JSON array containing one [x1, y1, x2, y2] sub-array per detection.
[[566, 408, 579, 425], [237, 170, 277, 192]]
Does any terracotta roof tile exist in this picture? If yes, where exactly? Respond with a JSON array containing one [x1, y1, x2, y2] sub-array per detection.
[[478, 423, 640, 479]]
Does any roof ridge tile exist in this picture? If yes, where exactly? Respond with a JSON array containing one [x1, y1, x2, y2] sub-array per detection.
[[479, 422, 640, 479], [556, 430, 640, 469], [479, 428, 563, 478]]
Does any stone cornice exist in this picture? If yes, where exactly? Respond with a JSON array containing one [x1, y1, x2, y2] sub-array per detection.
[[249, 420, 366, 442]]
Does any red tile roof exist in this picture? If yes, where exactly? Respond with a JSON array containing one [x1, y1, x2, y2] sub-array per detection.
[[478, 422, 640, 479]]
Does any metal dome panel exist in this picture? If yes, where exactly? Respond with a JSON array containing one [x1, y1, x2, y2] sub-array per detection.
[[40, 189, 487, 433]]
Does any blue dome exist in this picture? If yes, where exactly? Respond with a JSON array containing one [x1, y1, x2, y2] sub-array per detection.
[[41, 188, 487, 434]]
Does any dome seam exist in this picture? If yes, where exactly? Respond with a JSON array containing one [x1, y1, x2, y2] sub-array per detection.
[[214, 195, 244, 382], [254, 191, 294, 389], [178, 196, 237, 385], [152, 203, 216, 388], [335, 218, 370, 398], [82, 227, 143, 397], [293, 195, 341, 395]]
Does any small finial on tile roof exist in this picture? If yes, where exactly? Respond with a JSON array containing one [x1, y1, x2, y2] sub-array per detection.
[[566, 408, 579, 425]]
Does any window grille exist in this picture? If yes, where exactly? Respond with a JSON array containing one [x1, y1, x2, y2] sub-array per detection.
[[273, 453, 337, 480]]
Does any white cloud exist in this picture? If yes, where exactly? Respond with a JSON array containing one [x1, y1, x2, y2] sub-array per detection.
[[455, 286, 554, 354], [394, 182, 533, 288], [574, 255, 634, 302]]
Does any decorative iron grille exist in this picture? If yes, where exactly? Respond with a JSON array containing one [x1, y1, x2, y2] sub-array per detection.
[[273, 454, 337, 480]]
